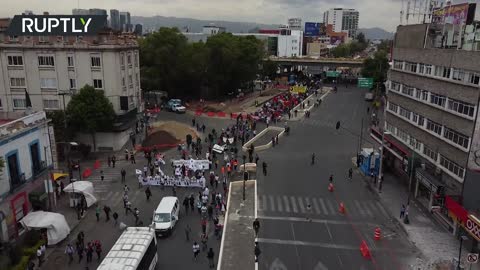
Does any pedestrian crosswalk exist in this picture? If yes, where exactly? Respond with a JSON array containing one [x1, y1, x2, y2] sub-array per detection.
[[258, 194, 391, 219]]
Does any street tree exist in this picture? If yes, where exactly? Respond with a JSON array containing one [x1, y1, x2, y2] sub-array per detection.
[[356, 32, 367, 44], [66, 85, 115, 152], [361, 50, 390, 83], [261, 60, 278, 79]]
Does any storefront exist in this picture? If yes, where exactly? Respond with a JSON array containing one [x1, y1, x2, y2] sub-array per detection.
[[370, 127, 410, 177], [414, 168, 444, 210], [444, 195, 480, 252]]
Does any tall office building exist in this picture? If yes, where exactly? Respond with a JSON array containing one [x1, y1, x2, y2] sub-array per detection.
[[72, 9, 90, 15], [323, 8, 359, 38], [89, 8, 107, 16], [134, 24, 143, 35], [119, 12, 131, 32], [110, 9, 120, 30]]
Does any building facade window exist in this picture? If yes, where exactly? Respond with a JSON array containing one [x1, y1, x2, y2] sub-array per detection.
[[447, 98, 475, 117], [390, 81, 401, 92], [440, 155, 465, 178], [10, 77, 26, 88], [412, 112, 418, 123], [405, 62, 417, 73], [13, 98, 26, 108], [8, 55, 23, 66], [434, 66, 451, 79], [388, 102, 398, 113], [443, 127, 469, 149], [134, 52, 139, 67], [409, 137, 421, 150], [91, 56, 101, 67], [38, 56, 55, 67], [393, 60, 403, 69], [43, 99, 59, 109], [399, 107, 411, 120], [122, 77, 125, 87], [452, 68, 465, 81], [93, 79, 103, 89], [127, 53, 132, 65], [135, 73, 140, 87], [128, 75, 133, 88], [418, 115, 425, 127], [426, 119, 442, 135], [69, 79, 76, 89], [421, 90, 429, 101], [386, 122, 395, 134], [40, 78, 57, 89], [467, 72, 480, 85], [430, 93, 446, 107], [397, 128, 408, 142], [67, 56, 75, 67], [402, 85, 414, 96], [120, 53, 125, 66], [423, 146, 438, 161], [419, 64, 425, 74]]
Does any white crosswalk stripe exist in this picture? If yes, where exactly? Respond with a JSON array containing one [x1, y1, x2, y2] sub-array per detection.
[[298, 197, 306, 213], [277, 196, 283, 212], [318, 198, 328, 215], [258, 195, 391, 219], [269, 196, 276, 212], [283, 196, 290, 212], [290, 196, 298, 213], [311, 197, 321, 214]]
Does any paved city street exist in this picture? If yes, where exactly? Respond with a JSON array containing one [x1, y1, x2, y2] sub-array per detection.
[[255, 85, 421, 270], [40, 111, 235, 270]]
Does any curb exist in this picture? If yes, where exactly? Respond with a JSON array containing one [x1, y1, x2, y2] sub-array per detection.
[[242, 126, 286, 152], [216, 181, 233, 270]]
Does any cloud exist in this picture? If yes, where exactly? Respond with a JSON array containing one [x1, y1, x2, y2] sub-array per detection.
[[0, 0, 402, 31]]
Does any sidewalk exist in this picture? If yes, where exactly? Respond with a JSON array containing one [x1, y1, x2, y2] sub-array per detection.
[[218, 180, 256, 270], [352, 157, 478, 269]]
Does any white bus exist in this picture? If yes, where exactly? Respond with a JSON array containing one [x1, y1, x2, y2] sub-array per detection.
[[97, 227, 158, 270]]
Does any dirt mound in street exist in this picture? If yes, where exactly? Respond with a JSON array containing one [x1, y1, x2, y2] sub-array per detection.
[[142, 130, 180, 151], [149, 121, 199, 141]]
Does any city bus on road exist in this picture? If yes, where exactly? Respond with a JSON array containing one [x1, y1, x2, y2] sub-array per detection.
[[97, 227, 158, 270]]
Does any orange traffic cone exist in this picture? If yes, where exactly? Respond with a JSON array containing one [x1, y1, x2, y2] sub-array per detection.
[[339, 202, 345, 214], [374, 227, 381, 240], [360, 240, 371, 259], [328, 183, 334, 192]]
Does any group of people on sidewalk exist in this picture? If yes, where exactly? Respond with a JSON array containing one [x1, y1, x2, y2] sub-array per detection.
[[64, 231, 103, 267]]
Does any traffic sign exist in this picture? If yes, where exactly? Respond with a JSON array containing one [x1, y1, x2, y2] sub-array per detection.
[[326, 71, 340, 78], [358, 77, 374, 88], [467, 253, 479, 263]]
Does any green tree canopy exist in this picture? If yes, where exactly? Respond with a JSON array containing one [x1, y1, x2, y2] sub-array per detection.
[[65, 85, 115, 151], [140, 28, 266, 99], [261, 60, 278, 79], [330, 41, 368, 58], [361, 50, 390, 83]]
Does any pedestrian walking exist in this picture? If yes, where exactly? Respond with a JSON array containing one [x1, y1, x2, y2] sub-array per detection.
[[95, 241, 102, 261], [134, 208, 140, 225], [348, 168, 353, 180], [125, 149, 129, 161], [125, 201, 132, 215], [145, 187, 152, 201], [255, 154, 259, 165], [100, 170, 104, 181], [107, 156, 111, 167], [254, 242, 261, 263], [311, 153, 315, 165], [189, 195, 195, 212], [77, 245, 84, 263], [400, 204, 406, 219], [253, 218, 260, 236], [36, 246, 43, 266], [185, 224, 191, 241], [329, 174, 334, 183], [124, 184, 130, 194], [207, 248, 215, 268], [183, 197, 189, 214], [262, 162, 267, 176], [192, 242, 200, 260], [113, 212, 119, 225], [65, 244, 75, 264], [121, 169, 126, 183], [95, 205, 100, 222], [130, 152, 136, 164], [103, 205, 111, 221], [86, 242, 93, 263], [111, 155, 116, 168]]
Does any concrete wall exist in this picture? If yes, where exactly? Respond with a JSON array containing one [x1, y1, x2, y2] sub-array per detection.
[[75, 128, 132, 152], [394, 24, 428, 49]]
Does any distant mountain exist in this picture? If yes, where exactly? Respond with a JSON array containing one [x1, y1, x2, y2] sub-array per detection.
[[358, 27, 394, 40], [131, 15, 280, 33]]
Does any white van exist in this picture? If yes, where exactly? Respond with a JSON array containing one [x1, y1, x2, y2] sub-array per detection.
[[152, 196, 179, 236]]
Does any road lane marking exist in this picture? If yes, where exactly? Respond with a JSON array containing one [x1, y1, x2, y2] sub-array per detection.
[[354, 200, 367, 216], [298, 197, 306, 213], [256, 238, 412, 253], [376, 201, 390, 217], [290, 223, 303, 269], [318, 198, 328, 215], [283, 196, 290, 212], [269, 196, 276, 212], [255, 215, 378, 226], [324, 221, 333, 240], [277, 196, 283, 212], [290, 196, 298, 213], [362, 202, 373, 217], [312, 198, 321, 214], [326, 200, 336, 215]]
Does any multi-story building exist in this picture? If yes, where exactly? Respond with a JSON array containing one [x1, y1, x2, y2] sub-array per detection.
[[323, 8, 359, 38], [277, 26, 303, 57], [134, 24, 143, 36], [0, 111, 55, 242], [110, 9, 120, 31], [120, 12, 131, 32], [72, 9, 90, 16], [288, 18, 302, 30], [0, 19, 142, 151], [379, 24, 480, 240]]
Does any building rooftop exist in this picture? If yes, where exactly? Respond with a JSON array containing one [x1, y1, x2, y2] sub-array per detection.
[[0, 111, 49, 141]]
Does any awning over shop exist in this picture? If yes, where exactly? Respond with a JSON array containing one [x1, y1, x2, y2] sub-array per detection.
[[52, 173, 68, 181], [445, 195, 468, 223], [21, 211, 70, 245]]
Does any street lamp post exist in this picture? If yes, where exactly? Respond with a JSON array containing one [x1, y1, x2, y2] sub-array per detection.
[[457, 235, 468, 270], [242, 154, 246, 201]]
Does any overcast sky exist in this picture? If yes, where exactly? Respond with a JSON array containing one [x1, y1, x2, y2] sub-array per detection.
[[1, 0, 477, 32]]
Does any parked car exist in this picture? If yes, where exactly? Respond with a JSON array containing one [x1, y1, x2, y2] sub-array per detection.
[[166, 99, 183, 111], [171, 103, 186, 113]]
